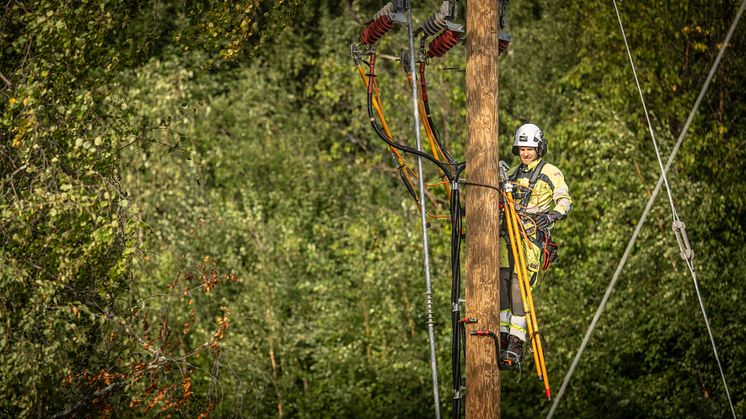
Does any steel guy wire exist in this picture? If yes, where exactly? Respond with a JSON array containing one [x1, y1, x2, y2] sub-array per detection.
[[407, 4, 442, 419]]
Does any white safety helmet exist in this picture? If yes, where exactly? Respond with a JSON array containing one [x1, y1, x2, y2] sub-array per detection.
[[512, 123, 547, 157]]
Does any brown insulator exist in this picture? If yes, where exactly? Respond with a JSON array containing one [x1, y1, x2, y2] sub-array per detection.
[[426, 29, 460, 58], [359, 15, 393, 45]]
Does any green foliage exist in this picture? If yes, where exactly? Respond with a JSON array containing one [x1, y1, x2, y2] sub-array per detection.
[[498, 1, 746, 417], [2, 0, 745, 417], [1, 0, 314, 416], [180, 0, 306, 62], [113, 40, 454, 415], [1, 1, 151, 415]]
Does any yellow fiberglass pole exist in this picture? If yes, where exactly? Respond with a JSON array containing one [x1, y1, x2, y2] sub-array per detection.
[[503, 192, 543, 376], [507, 202, 551, 399]]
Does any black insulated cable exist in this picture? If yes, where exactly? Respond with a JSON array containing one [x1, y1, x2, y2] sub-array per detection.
[[418, 59, 457, 166], [449, 163, 466, 419], [450, 182, 462, 419], [365, 52, 455, 181]]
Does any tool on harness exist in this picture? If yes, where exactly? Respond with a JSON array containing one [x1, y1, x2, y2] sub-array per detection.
[[517, 227, 559, 275], [523, 228, 559, 272], [540, 234, 559, 271]]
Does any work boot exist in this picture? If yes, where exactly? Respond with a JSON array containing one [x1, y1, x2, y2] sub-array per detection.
[[503, 335, 524, 365]]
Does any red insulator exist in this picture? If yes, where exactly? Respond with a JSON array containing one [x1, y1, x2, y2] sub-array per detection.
[[359, 15, 393, 45], [426, 29, 461, 58]]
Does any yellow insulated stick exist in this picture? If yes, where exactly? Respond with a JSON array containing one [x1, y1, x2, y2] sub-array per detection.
[[503, 193, 542, 374], [504, 191, 552, 400]]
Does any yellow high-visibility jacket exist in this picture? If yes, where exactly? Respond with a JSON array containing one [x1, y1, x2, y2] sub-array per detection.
[[508, 158, 572, 218], [500, 158, 572, 274]]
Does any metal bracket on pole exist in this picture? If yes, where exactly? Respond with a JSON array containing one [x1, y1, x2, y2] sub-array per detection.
[[499, 161, 512, 192], [470, 329, 501, 364], [389, 0, 410, 23]]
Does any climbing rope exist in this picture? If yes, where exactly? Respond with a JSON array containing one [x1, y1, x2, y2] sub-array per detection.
[[547, 2, 745, 417]]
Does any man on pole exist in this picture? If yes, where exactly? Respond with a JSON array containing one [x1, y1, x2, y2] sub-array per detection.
[[499, 123, 573, 367]]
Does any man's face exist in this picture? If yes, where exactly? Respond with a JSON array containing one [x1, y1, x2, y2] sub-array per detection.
[[519, 147, 538, 165]]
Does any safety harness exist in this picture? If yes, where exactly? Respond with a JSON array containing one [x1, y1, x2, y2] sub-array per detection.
[[505, 160, 559, 272], [509, 160, 546, 209]]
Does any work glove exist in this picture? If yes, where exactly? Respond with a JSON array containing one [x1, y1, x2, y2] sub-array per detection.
[[534, 211, 562, 229]]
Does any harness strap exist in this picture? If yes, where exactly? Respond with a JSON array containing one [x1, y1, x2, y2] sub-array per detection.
[[520, 160, 547, 209]]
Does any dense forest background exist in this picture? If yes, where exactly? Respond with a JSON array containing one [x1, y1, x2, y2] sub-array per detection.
[[2, 0, 745, 417]]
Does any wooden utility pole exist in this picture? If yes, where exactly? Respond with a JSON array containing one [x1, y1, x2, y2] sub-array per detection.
[[465, 0, 501, 417]]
